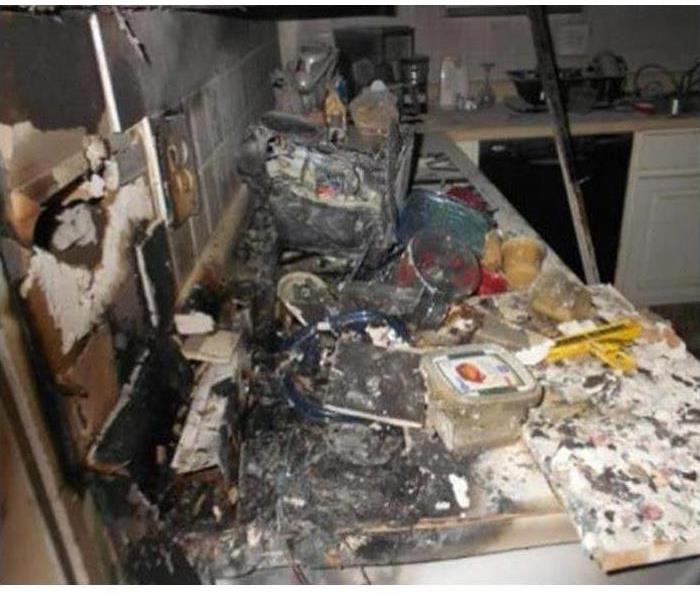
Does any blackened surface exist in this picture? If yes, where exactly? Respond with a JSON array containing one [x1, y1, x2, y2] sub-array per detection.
[[136, 222, 176, 333], [242, 118, 413, 270], [230, 202, 279, 346], [238, 424, 470, 536], [324, 341, 426, 426], [269, 182, 391, 267], [158, 475, 237, 534], [124, 534, 201, 584], [99, 10, 279, 129], [0, 11, 104, 131], [339, 281, 422, 316], [91, 338, 193, 488]]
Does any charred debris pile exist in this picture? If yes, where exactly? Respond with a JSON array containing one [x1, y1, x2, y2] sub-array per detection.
[[85, 111, 568, 583]]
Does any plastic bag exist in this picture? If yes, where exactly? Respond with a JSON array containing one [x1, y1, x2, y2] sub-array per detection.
[[349, 80, 399, 137], [529, 269, 594, 323]]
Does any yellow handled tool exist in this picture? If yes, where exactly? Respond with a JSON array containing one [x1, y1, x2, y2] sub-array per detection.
[[546, 319, 641, 372]]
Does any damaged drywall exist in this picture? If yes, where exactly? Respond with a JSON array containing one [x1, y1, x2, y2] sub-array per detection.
[[20, 177, 154, 355], [50, 203, 99, 251], [0, 121, 90, 191], [0, 121, 102, 245]]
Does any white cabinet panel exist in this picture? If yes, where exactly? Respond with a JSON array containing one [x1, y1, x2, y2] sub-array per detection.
[[636, 130, 700, 173], [616, 172, 700, 305], [616, 129, 700, 306]]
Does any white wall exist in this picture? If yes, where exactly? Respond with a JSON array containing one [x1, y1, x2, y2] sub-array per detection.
[[279, 6, 700, 83]]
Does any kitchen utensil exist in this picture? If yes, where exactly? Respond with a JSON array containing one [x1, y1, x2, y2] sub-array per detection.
[[400, 55, 430, 114], [477, 62, 496, 108]]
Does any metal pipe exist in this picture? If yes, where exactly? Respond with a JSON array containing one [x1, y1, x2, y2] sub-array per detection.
[[527, 7, 601, 284], [89, 12, 122, 133]]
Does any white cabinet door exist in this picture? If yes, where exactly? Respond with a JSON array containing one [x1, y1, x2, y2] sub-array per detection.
[[616, 171, 700, 305]]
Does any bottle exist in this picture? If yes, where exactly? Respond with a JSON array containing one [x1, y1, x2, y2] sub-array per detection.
[[440, 56, 469, 109], [477, 62, 496, 108]]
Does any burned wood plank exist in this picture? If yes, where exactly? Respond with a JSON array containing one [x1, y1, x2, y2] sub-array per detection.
[[87, 339, 193, 483], [135, 220, 176, 331], [58, 324, 120, 462], [170, 362, 238, 482]]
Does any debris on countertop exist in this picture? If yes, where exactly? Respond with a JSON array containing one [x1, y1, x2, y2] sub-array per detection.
[[238, 424, 472, 535], [338, 280, 423, 318], [501, 235, 546, 291], [324, 339, 427, 428], [73, 109, 700, 584], [170, 361, 239, 479], [349, 80, 400, 138], [422, 343, 543, 452], [174, 311, 215, 336], [239, 111, 413, 270], [530, 269, 594, 323], [180, 330, 241, 364], [277, 271, 337, 326], [521, 286, 700, 571]]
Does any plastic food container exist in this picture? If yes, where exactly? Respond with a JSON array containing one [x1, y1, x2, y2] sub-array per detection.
[[394, 230, 481, 299], [389, 230, 481, 328], [398, 188, 494, 255], [421, 344, 543, 452]]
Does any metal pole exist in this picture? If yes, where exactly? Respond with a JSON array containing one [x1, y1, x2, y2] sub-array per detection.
[[527, 7, 600, 284], [89, 12, 122, 133]]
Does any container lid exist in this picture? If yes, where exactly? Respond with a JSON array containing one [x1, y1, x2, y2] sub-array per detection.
[[421, 344, 541, 405], [398, 187, 495, 253]]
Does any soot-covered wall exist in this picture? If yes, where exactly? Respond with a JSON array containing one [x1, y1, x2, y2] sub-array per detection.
[[0, 8, 280, 470]]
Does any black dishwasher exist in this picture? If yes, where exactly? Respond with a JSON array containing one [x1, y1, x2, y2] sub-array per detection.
[[479, 134, 632, 282]]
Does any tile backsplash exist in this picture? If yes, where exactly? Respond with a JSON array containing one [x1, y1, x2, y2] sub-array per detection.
[[105, 11, 280, 290]]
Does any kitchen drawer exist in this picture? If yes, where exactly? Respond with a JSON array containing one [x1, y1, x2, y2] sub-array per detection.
[[636, 129, 700, 173]]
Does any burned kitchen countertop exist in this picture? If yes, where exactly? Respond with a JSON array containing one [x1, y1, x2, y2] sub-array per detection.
[[93, 131, 700, 583], [178, 416, 574, 582], [178, 145, 700, 581], [184, 284, 700, 579], [479, 284, 700, 571]]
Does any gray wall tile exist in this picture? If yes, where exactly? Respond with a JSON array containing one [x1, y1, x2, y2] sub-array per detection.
[[154, 16, 279, 290]]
